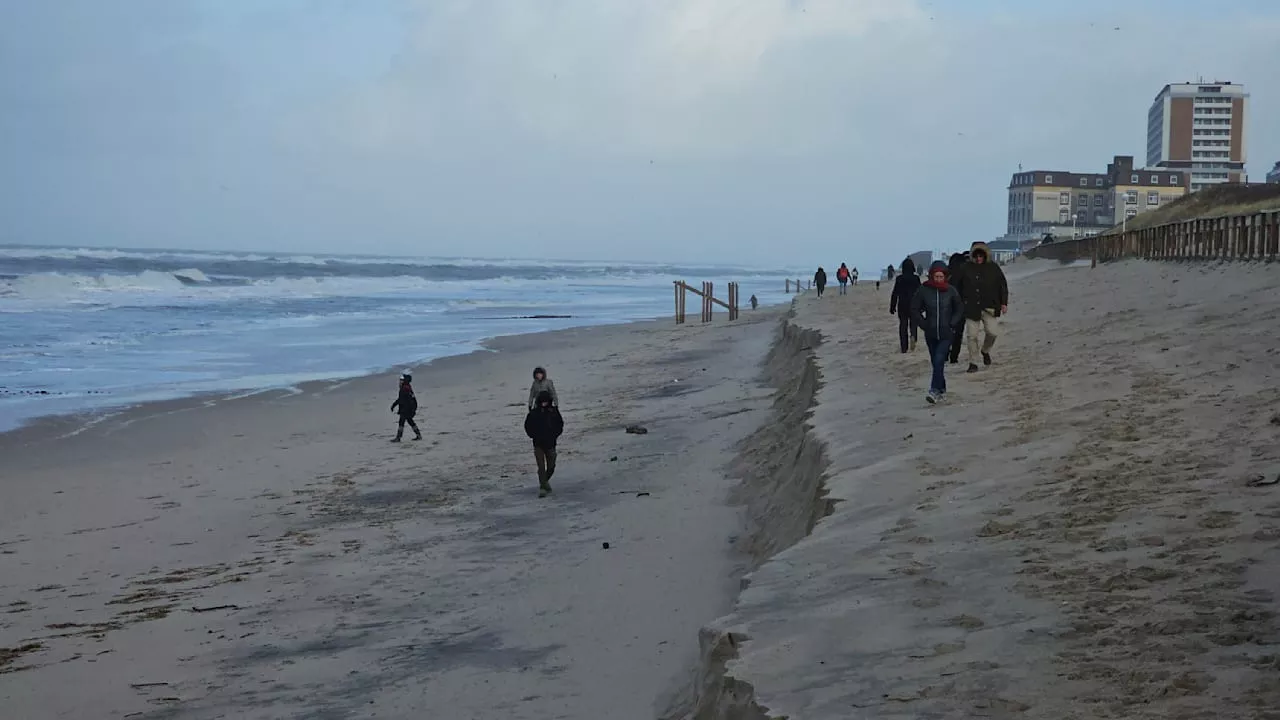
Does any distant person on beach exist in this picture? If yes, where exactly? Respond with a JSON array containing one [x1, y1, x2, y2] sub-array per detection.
[[528, 367, 559, 410], [389, 371, 423, 442], [889, 257, 921, 353], [886, 264, 896, 281], [836, 263, 850, 294], [851, 267, 859, 286], [524, 390, 564, 497], [749, 294, 758, 310], [814, 267, 827, 296], [953, 242, 1009, 374], [910, 261, 965, 404], [946, 251, 970, 364]]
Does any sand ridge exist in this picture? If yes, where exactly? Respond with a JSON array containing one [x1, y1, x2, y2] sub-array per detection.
[[683, 260, 1280, 719]]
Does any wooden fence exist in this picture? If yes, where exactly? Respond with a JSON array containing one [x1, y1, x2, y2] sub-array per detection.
[[785, 279, 812, 293], [674, 281, 739, 324], [1025, 209, 1280, 264]]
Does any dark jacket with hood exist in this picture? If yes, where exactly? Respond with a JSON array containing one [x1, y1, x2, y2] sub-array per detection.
[[953, 242, 1009, 321], [890, 258, 921, 315], [814, 268, 827, 287], [910, 267, 965, 341], [524, 391, 564, 449], [390, 380, 418, 418]]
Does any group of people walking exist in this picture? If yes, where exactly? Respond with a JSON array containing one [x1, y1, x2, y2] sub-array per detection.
[[890, 242, 1009, 404], [390, 366, 565, 497], [813, 263, 859, 297]]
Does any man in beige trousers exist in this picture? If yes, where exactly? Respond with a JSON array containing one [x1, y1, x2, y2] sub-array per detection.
[[953, 242, 1009, 373]]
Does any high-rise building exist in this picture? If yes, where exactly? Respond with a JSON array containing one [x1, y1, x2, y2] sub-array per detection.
[[1267, 161, 1280, 184], [1146, 81, 1248, 192]]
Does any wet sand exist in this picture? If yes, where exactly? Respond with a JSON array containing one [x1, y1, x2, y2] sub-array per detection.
[[687, 260, 1280, 718], [0, 310, 783, 719]]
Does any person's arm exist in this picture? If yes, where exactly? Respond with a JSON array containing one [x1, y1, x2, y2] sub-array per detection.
[[948, 288, 966, 329], [547, 379, 559, 406], [889, 278, 900, 313], [528, 383, 537, 409], [524, 412, 536, 440], [998, 267, 1009, 311], [909, 288, 927, 330], [551, 409, 564, 439], [390, 396, 399, 413]]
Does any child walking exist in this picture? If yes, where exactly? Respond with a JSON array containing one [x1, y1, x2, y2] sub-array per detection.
[[524, 391, 564, 497], [389, 371, 423, 442], [528, 366, 559, 410]]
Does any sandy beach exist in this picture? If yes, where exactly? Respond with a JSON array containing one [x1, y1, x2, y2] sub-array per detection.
[[0, 309, 786, 719], [685, 260, 1280, 719]]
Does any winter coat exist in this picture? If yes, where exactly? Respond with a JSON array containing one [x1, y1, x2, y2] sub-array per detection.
[[528, 377, 558, 410], [390, 382, 418, 418], [814, 269, 827, 287], [890, 273, 921, 315], [909, 282, 965, 342], [524, 404, 565, 449], [953, 260, 1009, 320]]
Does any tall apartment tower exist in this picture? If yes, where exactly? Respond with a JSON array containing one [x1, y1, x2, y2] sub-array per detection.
[[1146, 81, 1248, 192]]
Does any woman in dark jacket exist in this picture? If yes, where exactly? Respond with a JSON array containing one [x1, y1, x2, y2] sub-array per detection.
[[889, 257, 921, 353], [910, 261, 966, 404]]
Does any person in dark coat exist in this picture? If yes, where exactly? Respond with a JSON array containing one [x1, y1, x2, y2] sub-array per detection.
[[389, 371, 422, 442], [946, 251, 970, 364], [910, 261, 966, 404], [814, 267, 827, 297], [524, 390, 564, 497], [889, 257, 921, 353], [952, 242, 1009, 373]]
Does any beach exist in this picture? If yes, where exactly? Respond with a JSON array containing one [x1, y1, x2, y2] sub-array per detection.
[[686, 260, 1280, 719], [0, 307, 786, 719]]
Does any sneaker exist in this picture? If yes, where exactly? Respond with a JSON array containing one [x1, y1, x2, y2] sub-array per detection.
[[390, 437, 402, 443], [412, 434, 423, 441], [538, 487, 549, 498], [982, 352, 992, 366], [967, 364, 979, 373], [926, 391, 938, 404]]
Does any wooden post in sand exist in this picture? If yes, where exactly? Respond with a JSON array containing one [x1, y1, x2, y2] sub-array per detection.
[[674, 281, 686, 324], [673, 281, 740, 324]]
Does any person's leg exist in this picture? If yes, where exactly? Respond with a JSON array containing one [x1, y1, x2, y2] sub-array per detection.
[[980, 310, 1000, 362], [949, 321, 964, 364], [393, 416, 405, 441], [924, 336, 942, 401], [932, 337, 950, 394], [966, 317, 982, 369], [534, 446, 549, 488], [545, 448, 557, 479], [909, 316, 918, 351], [406, 417, 422, 440], [898, 314, 910, 353]]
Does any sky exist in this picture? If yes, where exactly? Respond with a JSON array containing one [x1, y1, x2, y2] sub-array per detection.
[[1, 0, 1278, 269]]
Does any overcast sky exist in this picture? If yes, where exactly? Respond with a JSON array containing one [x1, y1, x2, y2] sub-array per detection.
[[2, 0, 1278, 268]]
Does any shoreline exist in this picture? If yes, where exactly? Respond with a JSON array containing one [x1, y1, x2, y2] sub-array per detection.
[[0, 303, 790, 719], [0, 299, 793, 440]]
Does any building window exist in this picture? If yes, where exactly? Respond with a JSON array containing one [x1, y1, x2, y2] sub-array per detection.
[[1171, 175, 1180, 184], [1125, 207, 1138, 219], [1147, 192, 1159, 205], [1093, 195, 1103, 206], [1149, 175, 1158, 183], [1059, 191, 1070, 205], [1079, 177, 1087, 186], [1095, 178, 1104, 187], [1125, 191, 1138, 204], [1045, 174, 1054, 184], [1130, 174, 1139, 183]]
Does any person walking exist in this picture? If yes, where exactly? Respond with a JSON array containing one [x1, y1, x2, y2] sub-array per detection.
[[528, 366, 559, 410], [814, 267, 828, 297], [886, 264, 896, 281], [749, 294, 758, 310], [946, 251, 970, 364], [889, 257, 921, 353], [910, 261, 965, 404], [953, 242, 1009, 374], [524, 390, 564, 497], [851, 267, 859, 286], [836, 263, 850, 294], [389, 371, 423, 442]]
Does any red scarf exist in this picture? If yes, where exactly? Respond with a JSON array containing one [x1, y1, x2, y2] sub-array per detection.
[[924, 279, 949, 291]]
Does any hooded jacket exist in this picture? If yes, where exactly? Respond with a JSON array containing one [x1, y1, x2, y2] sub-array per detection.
[[528, 367, 559, 410], [524, 391, 565, 449], [814, 268, 827, 287], [390, 380, 418, 417], [953, 243, 1009, 320], [889, 258, 921, 315], [909, 268, 965, 341]]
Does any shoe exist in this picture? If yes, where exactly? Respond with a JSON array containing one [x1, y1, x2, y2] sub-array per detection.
[[982, 352, 992, 366], [910, 340, 918, 352], [538, 487, 549, 498], [412, 434, 423, 441], [926, 391, 938, 404], [967, 364, 979, 373], [390, 437, 402, 443]]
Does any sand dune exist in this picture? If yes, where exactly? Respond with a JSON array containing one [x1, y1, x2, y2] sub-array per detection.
[[681, 261, 1280, 719]]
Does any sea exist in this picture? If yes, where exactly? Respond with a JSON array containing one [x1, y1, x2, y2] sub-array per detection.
[[0, 245, 799, 433]]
